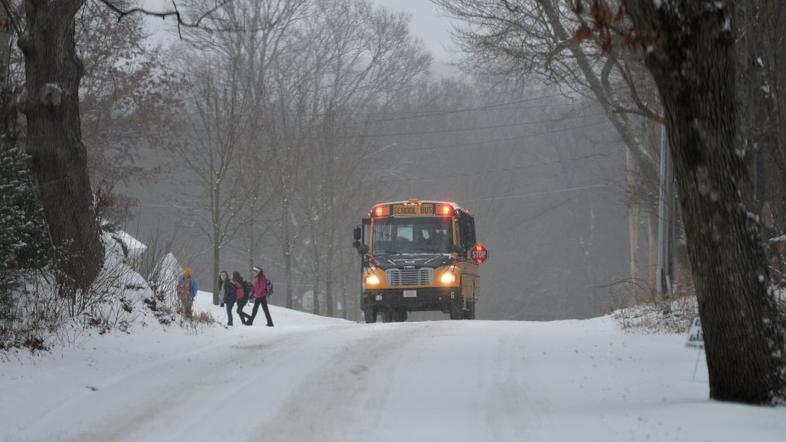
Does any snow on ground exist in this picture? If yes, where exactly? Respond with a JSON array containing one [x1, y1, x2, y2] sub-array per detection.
[[1, 294, 785, 442]]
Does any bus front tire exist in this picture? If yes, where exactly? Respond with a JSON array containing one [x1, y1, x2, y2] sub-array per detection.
[[381, 311, 394, 323], [449, 299, 464, 320], [463, 301, 476, 320], [364, 309, 377, 324]]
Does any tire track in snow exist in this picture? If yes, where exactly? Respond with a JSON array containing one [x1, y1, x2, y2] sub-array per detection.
[[251, 322, 431, 442], [13, 324, 354, 442]]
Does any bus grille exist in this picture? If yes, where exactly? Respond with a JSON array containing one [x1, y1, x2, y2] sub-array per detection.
[[386, 268, 433, 286]]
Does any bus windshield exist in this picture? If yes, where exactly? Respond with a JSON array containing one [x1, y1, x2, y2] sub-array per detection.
[[372, 217, 452, 255]]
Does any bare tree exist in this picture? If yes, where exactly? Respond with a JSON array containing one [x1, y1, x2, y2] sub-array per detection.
[[290, 0, 431, 316], [433, 0, 666, 293], [173, 0, 307, 300], [177, 50, 251, 304]]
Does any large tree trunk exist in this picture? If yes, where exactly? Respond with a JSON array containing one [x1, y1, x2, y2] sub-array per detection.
[[20, 0, 103, 290], [623, 0, 786, 403]]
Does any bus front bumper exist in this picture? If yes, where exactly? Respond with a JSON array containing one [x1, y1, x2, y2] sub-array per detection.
[[362, 287, 458, 312]]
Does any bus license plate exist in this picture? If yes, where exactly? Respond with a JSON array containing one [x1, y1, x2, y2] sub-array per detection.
[[403, 290, 417, 298]]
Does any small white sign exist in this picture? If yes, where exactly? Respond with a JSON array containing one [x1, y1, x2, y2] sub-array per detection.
[[403, 290, 417, 298], [686, 317, 704, 349]]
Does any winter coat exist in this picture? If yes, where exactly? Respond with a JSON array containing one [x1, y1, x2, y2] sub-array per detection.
[[221, 280, 237, 304], [252, 276, 268, 299]]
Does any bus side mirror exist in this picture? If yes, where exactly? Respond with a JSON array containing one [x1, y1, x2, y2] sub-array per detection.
[[353, 225, 368, 255], [452, 244, 463, 254]]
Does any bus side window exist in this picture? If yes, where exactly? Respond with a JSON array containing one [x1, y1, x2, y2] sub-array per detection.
[[459, 213, 477, 250], [362, 218, 370, 246], [467, 216, 476, 248]]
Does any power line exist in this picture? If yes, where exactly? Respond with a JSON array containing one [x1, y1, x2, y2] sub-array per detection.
[[458, 183, 611, 204], [376, 153, 610, 184], [326, 113, 601, 140], [266, 92, 573, 120], [374, 118, 612, 154], [363, 93, 573, 124]]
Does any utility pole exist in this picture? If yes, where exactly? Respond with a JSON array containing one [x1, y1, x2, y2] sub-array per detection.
[[656, 124, 674, 294]]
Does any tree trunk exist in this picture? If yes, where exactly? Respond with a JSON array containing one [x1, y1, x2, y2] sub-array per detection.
[[248, 216, 256, 275], [626, 150, 641, 294], [211, 180, 220, 305], [312, 272, 320, 316], [624, 0, 786, 403], [281, 192, 294, 309], [341, 282, 348, 319], [647, 211, 658, 294], [0, 4, 15, 324], [20, 0, 103, 290], [324, 120, 336, 318]]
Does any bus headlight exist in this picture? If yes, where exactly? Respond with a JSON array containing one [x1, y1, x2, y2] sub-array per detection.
[[366, 274, 381, 286], [440, 271, 456, 284]]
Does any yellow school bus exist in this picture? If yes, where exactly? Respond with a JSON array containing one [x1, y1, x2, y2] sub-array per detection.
[[353, 199, 488, 323]]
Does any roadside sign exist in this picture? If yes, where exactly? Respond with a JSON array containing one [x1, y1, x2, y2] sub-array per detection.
[[686, 317, 704, 349]]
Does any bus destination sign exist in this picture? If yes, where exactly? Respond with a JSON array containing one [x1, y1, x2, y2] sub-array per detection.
[[392, 203, 435, 216]]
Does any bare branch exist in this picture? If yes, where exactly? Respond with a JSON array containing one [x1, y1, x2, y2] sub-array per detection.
[[98, 0, 231, 38]]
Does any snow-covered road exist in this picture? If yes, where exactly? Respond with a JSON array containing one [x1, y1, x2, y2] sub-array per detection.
[[2, 297, 785, 442]]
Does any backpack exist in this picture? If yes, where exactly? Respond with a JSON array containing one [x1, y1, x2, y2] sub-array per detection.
[[234, 281, 245, 300], [265, 278, 274, 297], [176, 277, 191, 300]]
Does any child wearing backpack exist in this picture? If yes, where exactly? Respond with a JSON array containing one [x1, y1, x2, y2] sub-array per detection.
[[232, 271, 252, 325], [177, 267, 198, 319], [218, 271, 236, 326], [248, 266, 274, 327]]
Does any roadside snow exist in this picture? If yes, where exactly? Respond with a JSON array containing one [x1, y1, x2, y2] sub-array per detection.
[[1, 296, 784, 442], [109, 230, 148, 260]]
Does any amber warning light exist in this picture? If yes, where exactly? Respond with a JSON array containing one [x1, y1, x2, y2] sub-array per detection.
[[470, 244, 489, 265], [373, 205, 390, 217], [436, 203, 453, 216]]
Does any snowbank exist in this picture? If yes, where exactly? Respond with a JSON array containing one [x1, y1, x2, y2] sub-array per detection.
[[2, 230, 158, 350], [613, 295, 698, 333]]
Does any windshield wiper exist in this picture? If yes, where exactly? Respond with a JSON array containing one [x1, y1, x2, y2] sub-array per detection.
[[407, 248, 441, 253], [375, 250, 401, 255]]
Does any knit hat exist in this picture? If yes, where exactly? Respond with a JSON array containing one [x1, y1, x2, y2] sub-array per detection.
[[252, 266, 262, 273], [183, 266, 193, 277]]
